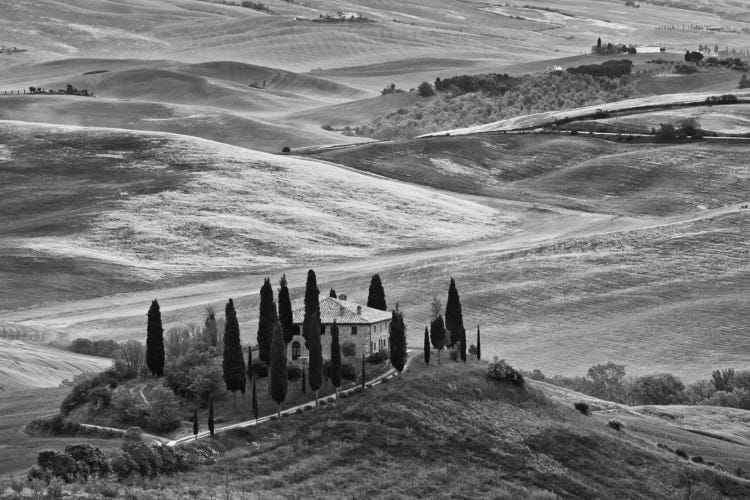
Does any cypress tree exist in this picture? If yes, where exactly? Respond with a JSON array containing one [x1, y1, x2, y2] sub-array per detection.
[[192, 408, 198, 441], [301, 366, 306, 395], [269, 321, 288, 419], [476, 326, 481, 361], [329, 288, 337, 298], [278, 274, 294, 345], [208, 395, 215, 436], [367, 274, 387, 311], [445, 278, 464, 348], [308, 312, 323, 405], [222, 299, 246, 410], [361, 352, 366, 389], [430, 299, 446, 365], [423, 326, 430, 366], [251, 375, 258, 422], [389, 305, 407, 373], [459, 327, 467, 362], [204, 305, 217, 347], [330, 321, 342, 397], [246, 344, 253, 386], [257, 278, 275, 363], [146, 299, 165, 377], [302, 270, 320, 344]]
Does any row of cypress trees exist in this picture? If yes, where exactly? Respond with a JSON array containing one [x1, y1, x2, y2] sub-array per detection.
[[424, 278, 480, 365]]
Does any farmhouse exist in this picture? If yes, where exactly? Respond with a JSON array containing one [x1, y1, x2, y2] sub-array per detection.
[[288, 296, 391, 361]]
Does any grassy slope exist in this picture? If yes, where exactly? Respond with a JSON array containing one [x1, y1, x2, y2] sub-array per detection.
[[94, 362, 750, 499]]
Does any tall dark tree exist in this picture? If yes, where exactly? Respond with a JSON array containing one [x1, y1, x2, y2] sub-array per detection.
[[146, 299, 165, 377], [301, 366, 306, 395], [269, 321, 288, 419], [222, 299, 246, 410], [251, 376, 258, 422], [597, 37, 602, 49], [192, 408, 198, 441], [246, 345, 253, 386], [430, 297, 446, 364], [278, 274, 294, 345], [204, 305, 217, 347], [476, 326, 481, 361], [308, 312, 323, 405], [389, 305, 407, 373], [257, 278, 276, 362], [329, 288, 337, 298], [367, 274, 387, 311], [302, 270, 320, 344], [361, 352, 366, 390], [330, 321, 342, 396], [445, 278, 464, 347], [459, 327, 467, 362], [208, 395, 215, 436], [423, 326, 431, 366]]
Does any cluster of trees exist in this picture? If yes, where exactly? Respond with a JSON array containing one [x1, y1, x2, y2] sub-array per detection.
[[381, 83, 405, 95], [357, 71, 635, 140], [69, 338, 121, 358], [591, 38, 635, 55], [434, 73, 516, 96], [567, 60, 634, 79], [424, 278, 481, 366], [684, 50, 705, 63], [533, 363, 750, 409]]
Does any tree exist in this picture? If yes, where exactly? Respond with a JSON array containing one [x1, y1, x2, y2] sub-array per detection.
[[586, 362, 626, 402], [329, 288, 337, 298], [278, 274, 294, 345], [389, 305, 407, 373], [476, 326, 481, 361], [115, 340, 146, 377], [190, 408, 199, 440], [257, 278, 275, 363], [597, 37, 602, 49], [308, 312, 323, 405], [302, 269, 320, 344], [207, 395, 215, 436], [445, 278, 464, 347], [367, 274, 387, 311], [146, 299, 165, 377], [361, 352, 366, 389], [251, 375, 258, 422], [269, 321, 288, 419], [301, 366, 306, 395], [459, 327, 467, 362], [222, 299, 246, 410], [330, 321, 342, 396], [418, 81, 435, 97], [423, 327, 430, 366], [631, 374, 685, 405], [246, 344, 253, 388], [739, 73, 750, 89], [204, 305, 218, 347], [430, 298, 446, 364], [712, 368, 735, 392]]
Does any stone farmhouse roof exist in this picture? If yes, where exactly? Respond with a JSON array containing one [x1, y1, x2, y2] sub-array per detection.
[[292, 296, 392, 325]]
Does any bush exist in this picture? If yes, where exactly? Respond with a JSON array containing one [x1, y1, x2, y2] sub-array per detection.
[[165, 345, 217, 401], [676, 448, 689, 459], [448, 349, 459, 362], [674, 63, 699, 74], [608, 419, 624, 431], [64, 444, 109, 478], [341, 342, 357, 357], [574, 402, 591, 415], [530, 369, 546, 381], [70, 338, 121, 358], [37, 450, 77, 482], [486, 357, 524, 386], [122, 435, 162, 477], [692, 456, 704, 464], [87, 385, 112, 409], [60, 369, 121, 416], [417, 81, 435, 97], [630, 373, 685, 405], [144, 386, 182, 433], [281, 146, 291, 153], [287, 364, 302, 381], [109, 449, 139, 479], [252, 360, 269, 378], [341, 363, 356, 380], [366, 349, 388, 364]]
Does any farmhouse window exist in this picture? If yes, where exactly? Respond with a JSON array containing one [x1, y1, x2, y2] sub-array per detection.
[[352, 326, 358, 335]]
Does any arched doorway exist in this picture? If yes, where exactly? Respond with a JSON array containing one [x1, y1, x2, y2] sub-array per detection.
[[292, 341, 301, 360]]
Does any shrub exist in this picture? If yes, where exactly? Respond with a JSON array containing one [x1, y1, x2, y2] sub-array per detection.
[[60, 369, 121, 416], [530, 369, 546, 381], [287, 364, 302, 381], [341, 342, 357, 357], [486, 357, 524, 386], [574, 402, 591, 415], [608, 419, 624, 431], [122, 437, 162, 477], [675, 448, 689, 459], [448, 349, 459, 362], [186, 362, 224, 407], [366, 350, 388, 364], [87, 385, 112, 409], [27, 465, 50, 482], [252, 360, 269, 378], [417, 81, 435, 97], [37, 450, 77, 482], [144, 386, 182, 433], [341, 363, 356, 380], [692, 456, 704, 464], [109, 449, 139, 479], [64, 444, 109, 478], [281, 146, 291, 153]]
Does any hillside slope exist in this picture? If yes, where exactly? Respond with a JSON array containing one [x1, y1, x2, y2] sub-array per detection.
[[108, 361, 750, 498]]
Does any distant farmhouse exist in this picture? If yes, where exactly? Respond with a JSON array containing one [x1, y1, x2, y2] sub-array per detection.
[[288, 296, 391, 361]]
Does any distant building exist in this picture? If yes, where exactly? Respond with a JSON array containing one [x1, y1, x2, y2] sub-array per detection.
[[637, 46, 666, 53], [288, 296, 391, 361]]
